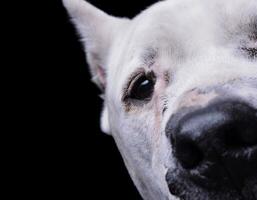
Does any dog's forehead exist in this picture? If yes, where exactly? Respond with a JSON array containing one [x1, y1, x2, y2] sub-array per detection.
[[107, 0, 256, 99], [129, 0, 257, 51]]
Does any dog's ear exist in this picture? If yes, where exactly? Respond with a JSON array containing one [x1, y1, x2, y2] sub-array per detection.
[[63, 0, 129, 91], [63, 0, 130, 135]]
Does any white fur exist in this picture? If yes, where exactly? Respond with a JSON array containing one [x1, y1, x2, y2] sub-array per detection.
[[63, 0, 257, 199]]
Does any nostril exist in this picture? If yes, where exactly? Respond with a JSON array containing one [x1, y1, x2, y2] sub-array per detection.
[[175, 137, 204, 169]]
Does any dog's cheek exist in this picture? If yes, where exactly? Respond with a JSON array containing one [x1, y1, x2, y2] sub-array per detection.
[[100, 104, 111, 135]]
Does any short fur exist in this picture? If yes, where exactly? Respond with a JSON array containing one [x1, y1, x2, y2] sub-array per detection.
[[63, 0, 257, 199]]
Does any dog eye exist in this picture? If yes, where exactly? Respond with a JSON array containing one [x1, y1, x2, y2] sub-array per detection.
[[128, 74, 155, 100]]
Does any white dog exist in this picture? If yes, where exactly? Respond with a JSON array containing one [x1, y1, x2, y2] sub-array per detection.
[[63, 0, 257, 199]]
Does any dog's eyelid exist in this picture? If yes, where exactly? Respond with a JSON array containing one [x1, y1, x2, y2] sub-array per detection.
[[122, 68, 145, 101]]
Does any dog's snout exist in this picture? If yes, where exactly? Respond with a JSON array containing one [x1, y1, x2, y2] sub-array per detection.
[[166, 100, 257, 176]]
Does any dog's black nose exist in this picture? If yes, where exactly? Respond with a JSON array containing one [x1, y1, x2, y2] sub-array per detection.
[[166, 100, 257, 170]]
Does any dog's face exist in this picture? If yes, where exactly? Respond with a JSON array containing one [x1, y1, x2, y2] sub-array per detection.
[[63, 0, 257, 199]]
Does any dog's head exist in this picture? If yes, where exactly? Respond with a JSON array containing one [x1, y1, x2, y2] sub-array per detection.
[[63, 0, 257, 199]]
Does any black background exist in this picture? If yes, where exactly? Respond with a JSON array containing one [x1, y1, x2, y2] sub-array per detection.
[[18, 0, 158, 199], [16, 0, 156, 200]]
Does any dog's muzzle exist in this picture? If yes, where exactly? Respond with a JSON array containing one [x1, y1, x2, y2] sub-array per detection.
[[165, 100, 257, 191]]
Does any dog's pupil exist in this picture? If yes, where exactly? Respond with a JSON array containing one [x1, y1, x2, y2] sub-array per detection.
[[132, 77, 154, 100]]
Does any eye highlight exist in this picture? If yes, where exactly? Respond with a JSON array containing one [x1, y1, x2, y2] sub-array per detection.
[[124, 71, 156, 103]]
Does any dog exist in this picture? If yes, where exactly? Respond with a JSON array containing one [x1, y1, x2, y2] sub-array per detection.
[[63, 0, 257, 199]]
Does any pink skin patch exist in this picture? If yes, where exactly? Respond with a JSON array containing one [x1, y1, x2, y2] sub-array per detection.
[[178, 90, 218, 109]]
